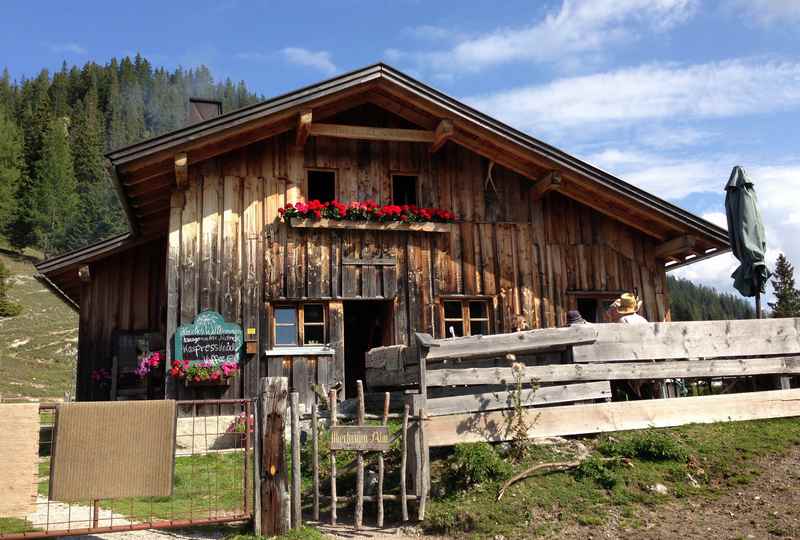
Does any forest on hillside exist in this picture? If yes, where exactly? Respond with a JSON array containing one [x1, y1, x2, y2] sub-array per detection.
[[0, 55, 261, 257], [667, 275, 755, 321]]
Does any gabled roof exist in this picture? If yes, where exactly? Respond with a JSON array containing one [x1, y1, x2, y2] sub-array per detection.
[[106, 63, 729, 263], [39, 63, 730, 308]]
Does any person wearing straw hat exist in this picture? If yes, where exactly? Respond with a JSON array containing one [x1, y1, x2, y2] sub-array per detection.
[[607, 292, 647, 324]]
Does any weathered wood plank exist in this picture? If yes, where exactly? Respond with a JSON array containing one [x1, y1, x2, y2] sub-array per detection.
[[222, 175, 242, 322], [180, 178, 200, 325], [166, 191, 182, 398], [426, 356, 800, 387], [422, 325, 597, 362], [308, 123, 435, 143], [328, 301, 345, 393], [427, 388, 800, 447], [365, 344, 406, 370], [329, 389, 338, 525], [572, 319, 800, 363], [426, 381, 612, 416], [201, 167, 222, 311]]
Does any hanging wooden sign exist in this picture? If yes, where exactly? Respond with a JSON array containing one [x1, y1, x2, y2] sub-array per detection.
[[175, 310, 243, 364], [329, 425, 390, 451]]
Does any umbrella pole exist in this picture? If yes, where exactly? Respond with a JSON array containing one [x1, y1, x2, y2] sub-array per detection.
[[756, 292, 762, 319]]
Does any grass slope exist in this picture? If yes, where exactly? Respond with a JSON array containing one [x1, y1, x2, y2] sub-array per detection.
[[0, 242, 77, 400], [425, 418, 800, 538]]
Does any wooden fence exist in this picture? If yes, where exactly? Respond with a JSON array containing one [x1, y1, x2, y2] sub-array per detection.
[[259, 318, 800, 534]]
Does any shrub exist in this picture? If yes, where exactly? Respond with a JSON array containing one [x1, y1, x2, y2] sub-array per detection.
[[441, 442, 511, 492], [599, 429, 688, 462], [0, 260, 21, 317], [575, 455, 619, 489]]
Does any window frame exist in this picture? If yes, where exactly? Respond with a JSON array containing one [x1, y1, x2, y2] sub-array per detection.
[[390, 172, 419, 206], [305, 168, 337, 203], [438, 297, 493, 338], [271, 302, 328, 347]]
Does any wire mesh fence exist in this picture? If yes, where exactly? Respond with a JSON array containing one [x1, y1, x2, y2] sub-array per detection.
[[0, 399, 254, 539]]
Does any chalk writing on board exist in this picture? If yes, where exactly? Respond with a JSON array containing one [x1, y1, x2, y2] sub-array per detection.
[[175, 310, 243, 365]]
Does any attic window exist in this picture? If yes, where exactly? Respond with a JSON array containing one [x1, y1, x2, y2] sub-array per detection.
[[307, 170, 336, 203], [392, 174, 418, 206]]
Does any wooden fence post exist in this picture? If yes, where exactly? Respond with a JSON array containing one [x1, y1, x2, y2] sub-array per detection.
[[259, 376, 289, 536], [290, 391, 301, 529], [407, 393, 429, 516], [355, 380, 365, 530], [312, 403, 319, 522], [329, 388, 338, 525]]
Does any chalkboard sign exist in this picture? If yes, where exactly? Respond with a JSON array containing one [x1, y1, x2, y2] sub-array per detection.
[[175, 311, 243, 365]]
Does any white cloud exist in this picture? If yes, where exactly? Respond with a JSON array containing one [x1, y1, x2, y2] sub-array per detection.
[[467, 59, 800, 135], [729, 0, 800, 25], [399, 0, 695, 75], [281, 48, 337, 76], [46, 42, 87, 55]]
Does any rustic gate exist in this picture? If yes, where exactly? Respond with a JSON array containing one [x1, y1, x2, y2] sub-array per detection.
[[0, 398, 254, 539], [259, 378, 425, 533]]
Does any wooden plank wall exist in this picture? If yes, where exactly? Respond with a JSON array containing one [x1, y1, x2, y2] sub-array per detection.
[[163, 129, 670, 399], [77, 239, 166, 401]]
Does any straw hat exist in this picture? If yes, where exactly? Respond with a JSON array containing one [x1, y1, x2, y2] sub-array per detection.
[[610, 292, 642, 315]]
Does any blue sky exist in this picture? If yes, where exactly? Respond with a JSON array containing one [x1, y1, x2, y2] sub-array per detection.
[[4, 0, 800, 302]]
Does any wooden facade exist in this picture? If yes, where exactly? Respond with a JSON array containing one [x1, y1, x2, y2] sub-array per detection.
[[36, 64, 728, 406]]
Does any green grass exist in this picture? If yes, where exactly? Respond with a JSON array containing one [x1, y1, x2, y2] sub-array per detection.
[[100, 451, 252, 521], [0, 241, 77, 400], [424, 418, 800, 538], [0, 517, 36, 535]]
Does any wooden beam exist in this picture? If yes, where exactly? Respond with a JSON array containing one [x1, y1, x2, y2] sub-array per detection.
[[655, 235, 699, 259], [174, 152, 188, 190], [427, 388, 800, 447], [426, 381, 611, 417], [572, 318, 800, 363], [307, 123, 435, 143], [295, 110, 312, 147], [425, 356, 800, 387], [421, 325, 597, 362], [430, 119, 454, 153], [531, 171, 562, 201]]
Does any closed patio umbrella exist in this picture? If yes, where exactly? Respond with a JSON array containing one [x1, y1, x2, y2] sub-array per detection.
[[725, 166, 770, 317]]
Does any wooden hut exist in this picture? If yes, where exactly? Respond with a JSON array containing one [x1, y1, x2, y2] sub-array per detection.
[[36, 64, 729, 405]]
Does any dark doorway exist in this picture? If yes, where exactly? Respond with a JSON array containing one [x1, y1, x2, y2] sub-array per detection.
[[343, 300, 393, 398], [577, 298, 599, 323]]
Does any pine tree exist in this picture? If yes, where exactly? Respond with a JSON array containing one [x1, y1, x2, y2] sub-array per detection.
[[768, 254, 800, 318], [0, 55, 262, 254], [105, 63, 126, 150], [31, 118, 79, 255], [0, 105, 23, 232]]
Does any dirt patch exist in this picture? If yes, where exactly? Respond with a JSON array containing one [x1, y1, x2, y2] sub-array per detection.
[[550, 444, 800, 539]]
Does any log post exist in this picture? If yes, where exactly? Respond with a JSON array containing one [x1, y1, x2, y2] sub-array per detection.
[[377, 391, 389, 527], [400, 403, 409, 522], [290, 391, 301, 529], [312, 403, 320, 522], [407, 393, 429, 514], [355, 380, 365, 530], [259, 376, 289, 536], [329, 388, 338, 525]]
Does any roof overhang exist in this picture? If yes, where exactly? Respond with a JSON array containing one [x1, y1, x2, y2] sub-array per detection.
[[41, 63, 730, 309]]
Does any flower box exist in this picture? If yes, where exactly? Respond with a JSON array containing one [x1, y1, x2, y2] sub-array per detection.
[[289, 217, 453, 233], [184, 377, 232, 388]]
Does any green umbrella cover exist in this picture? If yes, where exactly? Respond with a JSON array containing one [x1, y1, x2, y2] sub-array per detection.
[[725, 166, 770, 298]]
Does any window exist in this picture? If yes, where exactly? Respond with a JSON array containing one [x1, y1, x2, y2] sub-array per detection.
[[273, 303, 327, 346], [307, 170, 336, 203], [441, 299, 491, 338], [274, 307, 298, 346], [392, 174, 418, 206]]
